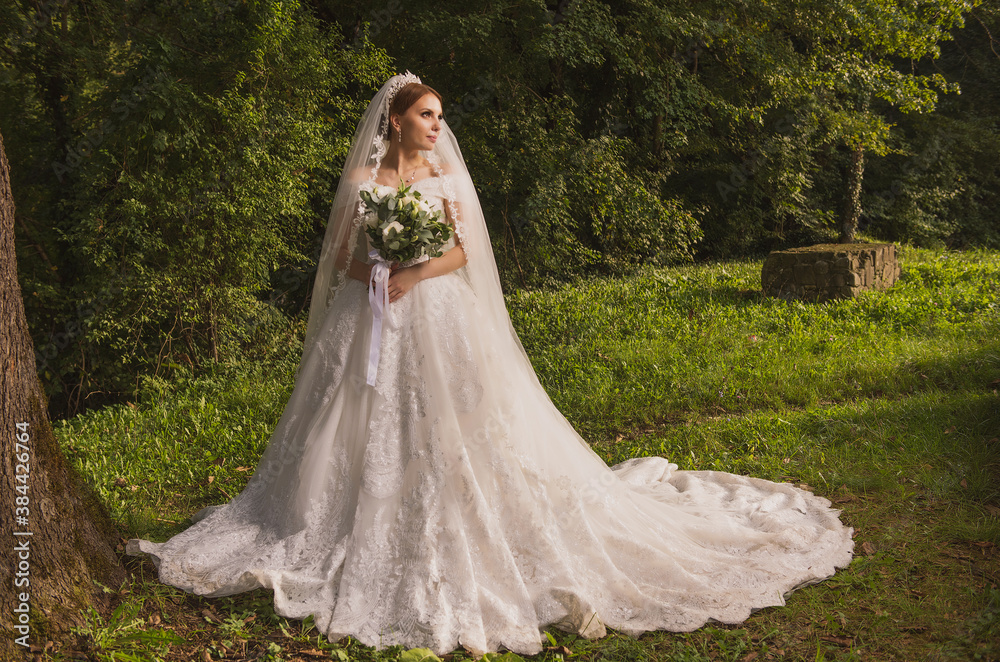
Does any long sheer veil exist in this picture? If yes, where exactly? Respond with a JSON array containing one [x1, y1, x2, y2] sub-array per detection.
[[302, 71, 528, 373]]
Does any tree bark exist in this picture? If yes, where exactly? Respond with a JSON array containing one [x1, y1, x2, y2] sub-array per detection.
[[840, 144, 865, 244], [0, 129, 127, 657]]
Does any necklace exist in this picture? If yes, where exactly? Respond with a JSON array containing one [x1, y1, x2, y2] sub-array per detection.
[[380, 162, 420, 186]]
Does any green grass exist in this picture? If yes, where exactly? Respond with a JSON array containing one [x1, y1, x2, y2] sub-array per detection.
[[49, 245, 1000, 661]]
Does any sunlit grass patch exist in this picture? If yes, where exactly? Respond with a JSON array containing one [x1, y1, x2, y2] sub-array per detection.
[[50, 246, 1000, 662]]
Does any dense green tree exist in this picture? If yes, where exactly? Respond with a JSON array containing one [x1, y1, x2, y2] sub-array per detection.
[[324, 0, 978, 262], [861, 2, 1000, 249], [2, 0, 997, 418], [2, 0, 391, 417]]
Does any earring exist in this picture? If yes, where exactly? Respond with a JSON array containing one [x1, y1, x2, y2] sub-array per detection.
[[397, 125, 401, 143]]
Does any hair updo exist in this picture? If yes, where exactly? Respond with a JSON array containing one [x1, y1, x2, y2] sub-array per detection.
[[385, 83, 443, 140]]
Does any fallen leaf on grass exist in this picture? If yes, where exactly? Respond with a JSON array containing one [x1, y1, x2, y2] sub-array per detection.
[[545, 645, 573, 655], [986, 505, 1000, 518], [832, 496, 855, 504], [899, 625, 928, 633], [861, 541, 876, 556], [298, 650, 331, 658], [961, 479, 968, 488], [944, 548, 973, 561], [740, 652, 759, 662]]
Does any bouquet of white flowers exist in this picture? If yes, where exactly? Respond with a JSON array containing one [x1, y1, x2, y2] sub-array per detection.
[[357, 179, 456, 387], [359, 180, 454, 264]]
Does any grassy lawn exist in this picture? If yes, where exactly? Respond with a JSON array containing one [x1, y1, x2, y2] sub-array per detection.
[[47, 246, 999, 661]]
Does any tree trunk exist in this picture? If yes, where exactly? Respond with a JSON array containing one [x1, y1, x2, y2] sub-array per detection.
[[840, 144, 865, 244], [0, 129, 127, 657]]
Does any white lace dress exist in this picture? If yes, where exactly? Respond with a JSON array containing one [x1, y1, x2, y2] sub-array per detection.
[[127, 174, 854, 656]]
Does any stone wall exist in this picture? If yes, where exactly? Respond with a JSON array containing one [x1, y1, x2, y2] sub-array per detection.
[[761, 243, 900, 301]]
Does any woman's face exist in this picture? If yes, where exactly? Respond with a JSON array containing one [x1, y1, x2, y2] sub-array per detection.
[[395, 93, 443, 151]]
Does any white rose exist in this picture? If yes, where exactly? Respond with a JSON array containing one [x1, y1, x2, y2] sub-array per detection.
[[365, 212, 379, 228], [374, 185, 395, 202], [382, 221, 404, 237], [400, 195, 417, 207], [417, 199, 432, 214]]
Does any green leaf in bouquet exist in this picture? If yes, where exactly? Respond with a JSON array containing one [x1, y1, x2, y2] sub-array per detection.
[[387, 196, 397, 210]]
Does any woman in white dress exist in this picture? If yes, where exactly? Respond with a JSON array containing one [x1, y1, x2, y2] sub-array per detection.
[[127, 72, 854, 657]]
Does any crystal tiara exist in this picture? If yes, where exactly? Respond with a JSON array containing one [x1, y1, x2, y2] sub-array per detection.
[[385, 70, 422, 110]]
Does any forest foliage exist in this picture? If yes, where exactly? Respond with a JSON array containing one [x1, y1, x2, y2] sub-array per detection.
[[1, 0, 997, 418]]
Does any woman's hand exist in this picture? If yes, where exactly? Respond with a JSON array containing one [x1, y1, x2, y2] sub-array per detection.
[[386, 263, 425, 303]]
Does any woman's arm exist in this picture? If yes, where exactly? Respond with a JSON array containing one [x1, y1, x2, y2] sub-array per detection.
[[341, 242, 374, 284], [332, 216, 373, 286], [419, 190, 468, 277], [385, 198, 467, 302], [413, 240, 467, 279]]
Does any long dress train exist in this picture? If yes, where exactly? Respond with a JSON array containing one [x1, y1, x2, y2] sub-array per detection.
[[127, 174, 854, 656]]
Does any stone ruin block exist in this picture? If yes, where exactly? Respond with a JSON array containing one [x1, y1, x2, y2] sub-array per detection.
[[761, 243, 900, 301]]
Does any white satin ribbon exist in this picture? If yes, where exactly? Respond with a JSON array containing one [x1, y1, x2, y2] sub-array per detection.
[[366, 249, 392, 386]]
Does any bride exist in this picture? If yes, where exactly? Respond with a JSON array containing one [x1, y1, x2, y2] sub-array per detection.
[[127, 72, 854, 656]]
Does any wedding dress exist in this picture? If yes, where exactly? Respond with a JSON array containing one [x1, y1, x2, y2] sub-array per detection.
[[126, 73, 853, 657]]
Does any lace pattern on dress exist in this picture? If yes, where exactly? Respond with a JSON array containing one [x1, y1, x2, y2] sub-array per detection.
[[427, 157, 466, 250]]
